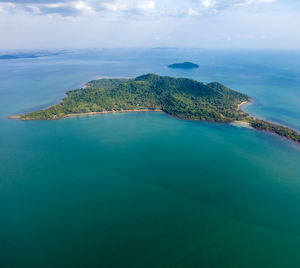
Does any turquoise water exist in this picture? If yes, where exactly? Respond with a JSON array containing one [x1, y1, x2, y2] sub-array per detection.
[[1, 49, 300, 267]]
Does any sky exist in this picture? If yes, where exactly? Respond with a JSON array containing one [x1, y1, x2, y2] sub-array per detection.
[[0, 0, 299, 49]]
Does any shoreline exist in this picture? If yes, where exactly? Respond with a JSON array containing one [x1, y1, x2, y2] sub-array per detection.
[[237, 100, 300, 134], [237, 100, 251, 111], [236, 100, 300, 144], [7, 73, 300, 144], [11, 100, 250, 121], [9, 104, 300, 144], [59, 109, 163, 120], [9, 109, 163, 121], [232, 121, 252, 128], [233, 100, 253, 128]]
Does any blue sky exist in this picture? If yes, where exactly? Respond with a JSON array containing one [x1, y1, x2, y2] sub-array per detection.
[[0, 0, 299, 49]]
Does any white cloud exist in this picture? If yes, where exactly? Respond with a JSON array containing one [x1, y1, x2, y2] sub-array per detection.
[[6, 2, 16, 8], [202, 0, 215, 8], [136, 1, 155, 11], [0, 1, 97, 16], [99, 0, 155, 13], [44, 3, 67, 9], [187, 8, 201, 16], [26, 4, 41, 14], [73, 1, 95, 15], [199, 0, 277, 10], [0, 0, 299, 50], [0, 0, 278, 17]]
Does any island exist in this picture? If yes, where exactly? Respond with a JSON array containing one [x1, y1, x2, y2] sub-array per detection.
[[10, 74, 300, 143], [0, 51, 66, 60], [168, 62, 199, 69]]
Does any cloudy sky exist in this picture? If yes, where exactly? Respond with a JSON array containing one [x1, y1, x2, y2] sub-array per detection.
[[0, 0, 299, 49]]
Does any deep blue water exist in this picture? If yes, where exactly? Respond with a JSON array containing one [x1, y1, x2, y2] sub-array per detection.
[[0, 49, 300, 267]]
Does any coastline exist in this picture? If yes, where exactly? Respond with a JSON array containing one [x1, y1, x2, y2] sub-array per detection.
[[11, 100, 250, 121], [9, 101, 300, 144], [233, 100, 253, 128], [8, 78, 300, 144], [232, 121, 252, 128], [10, 109, 163, 121], [59, 109, 163, 120], [236, 100, 300, 144], [237, 100, 251, 111]]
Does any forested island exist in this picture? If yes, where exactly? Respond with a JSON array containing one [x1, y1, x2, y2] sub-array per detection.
[[168, 62, 199, 69], [10, 74, 300, 143]]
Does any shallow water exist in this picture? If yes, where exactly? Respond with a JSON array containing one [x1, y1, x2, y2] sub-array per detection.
[[1, 49, 300, 267]]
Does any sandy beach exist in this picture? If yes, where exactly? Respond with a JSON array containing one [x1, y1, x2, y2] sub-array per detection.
[[232, 121, 252, 128], [237, 101, 250, 110]]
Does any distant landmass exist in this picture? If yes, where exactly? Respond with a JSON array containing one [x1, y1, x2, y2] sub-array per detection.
[[10, 74, 300, 143], [168, 62, 199, 69], [0, 55, 39, 60], [0, 51, 67, 60]]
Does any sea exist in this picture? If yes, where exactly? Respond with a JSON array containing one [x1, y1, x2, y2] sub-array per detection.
[[1, 48, 300, 267]]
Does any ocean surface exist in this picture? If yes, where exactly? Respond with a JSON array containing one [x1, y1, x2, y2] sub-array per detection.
[[0, 49, 300, 267]]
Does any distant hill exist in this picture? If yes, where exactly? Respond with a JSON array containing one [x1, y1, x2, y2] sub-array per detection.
[[0, 54, 38, 59], [0, 51, 67, 60], [11, 74, 300, 143], [168, 62, 199, 69]]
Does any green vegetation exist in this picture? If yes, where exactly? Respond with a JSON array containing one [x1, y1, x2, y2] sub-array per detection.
[[17, 74, 249, 122], [249, 118, 300, 143], [168, 62, 199, 69], [13, 73, 300, 143]]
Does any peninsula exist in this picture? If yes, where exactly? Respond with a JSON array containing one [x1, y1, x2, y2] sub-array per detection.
[[10, 74, 300, 143], [168, 62, 199, 69]]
